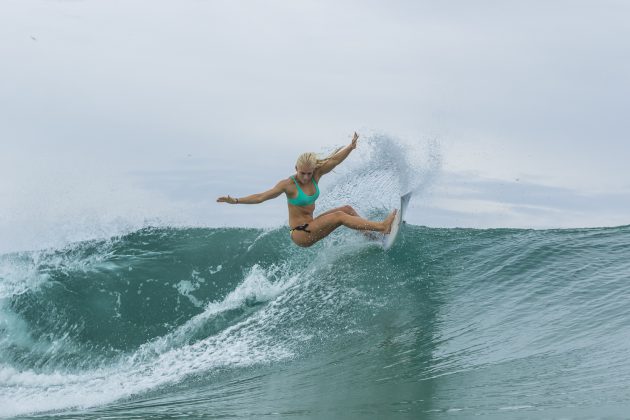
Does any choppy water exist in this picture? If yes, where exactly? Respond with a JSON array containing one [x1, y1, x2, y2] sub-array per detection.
[[2, 224, 630, 419]]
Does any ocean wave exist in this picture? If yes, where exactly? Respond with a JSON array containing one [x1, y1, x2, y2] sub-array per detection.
[[1, 225, 630, 417]]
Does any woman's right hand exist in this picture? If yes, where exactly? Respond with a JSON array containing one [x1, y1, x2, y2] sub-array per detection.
[[350, 132, 359, 149], [217, 195, 238, 204]]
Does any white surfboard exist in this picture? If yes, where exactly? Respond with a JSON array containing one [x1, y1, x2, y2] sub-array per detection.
[[382, 192, 412, 250]]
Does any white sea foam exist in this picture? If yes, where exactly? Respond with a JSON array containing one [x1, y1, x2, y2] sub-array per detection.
[[0, 253, 50, 298], [0, 264, 298, 418], [0, 239, 117, 299], [317, 134, 441, 220], [145, 264, 295, 356]]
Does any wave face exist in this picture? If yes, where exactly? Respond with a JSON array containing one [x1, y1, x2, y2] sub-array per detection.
[[2, 224, 630, 418]]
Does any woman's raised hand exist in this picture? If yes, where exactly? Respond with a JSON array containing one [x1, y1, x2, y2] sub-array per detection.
[[350, 132, 359, 149]]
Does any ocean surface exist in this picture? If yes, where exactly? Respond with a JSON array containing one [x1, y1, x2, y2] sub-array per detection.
[[1, 224, 630, 419]]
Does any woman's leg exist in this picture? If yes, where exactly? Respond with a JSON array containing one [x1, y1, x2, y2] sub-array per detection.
[[291, 209, 397, 247], [316, 205, 360, 219], [316, 205, 380, 240]]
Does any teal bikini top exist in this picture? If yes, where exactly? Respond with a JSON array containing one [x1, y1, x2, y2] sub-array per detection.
[[287, 176, 320, 207]]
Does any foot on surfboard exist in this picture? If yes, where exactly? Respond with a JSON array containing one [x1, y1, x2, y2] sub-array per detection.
[[382, 192, 413, 250], [383, 209, 398, 234]]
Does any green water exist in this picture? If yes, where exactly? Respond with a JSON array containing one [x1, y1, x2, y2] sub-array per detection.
[[2, 225, 630, 419]]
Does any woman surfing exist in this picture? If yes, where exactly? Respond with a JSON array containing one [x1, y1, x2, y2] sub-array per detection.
[[217, 132, 397, 247]]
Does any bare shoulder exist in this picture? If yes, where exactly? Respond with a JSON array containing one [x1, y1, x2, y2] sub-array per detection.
[[277, 177, 294, 191], [280, 177, 294, 186]]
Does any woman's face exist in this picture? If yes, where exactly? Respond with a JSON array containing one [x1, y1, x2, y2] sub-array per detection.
[[296, 165, 315, 184]]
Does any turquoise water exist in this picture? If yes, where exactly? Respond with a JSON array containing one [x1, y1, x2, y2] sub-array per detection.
[[1, 224, 630, 418]]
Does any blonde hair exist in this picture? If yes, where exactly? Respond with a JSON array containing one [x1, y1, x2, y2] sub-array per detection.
[[296, 147, 344, 169]]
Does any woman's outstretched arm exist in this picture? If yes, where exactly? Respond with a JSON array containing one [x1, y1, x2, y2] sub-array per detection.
[[217, 181, 286, 204], [317, 132, 358, 177]]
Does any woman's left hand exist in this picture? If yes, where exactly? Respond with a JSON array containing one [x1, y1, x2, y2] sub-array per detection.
[[217, 195, 237, 204], [350, 132, 359, 149]]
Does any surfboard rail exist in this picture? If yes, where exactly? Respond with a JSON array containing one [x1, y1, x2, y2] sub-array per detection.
[[382, 192, 412, 250]]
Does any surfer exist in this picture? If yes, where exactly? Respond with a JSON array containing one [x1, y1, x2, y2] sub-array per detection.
[[217, 132, 397, 247]]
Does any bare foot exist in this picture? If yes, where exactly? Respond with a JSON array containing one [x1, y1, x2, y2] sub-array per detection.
[[382, 209, 398, 234]]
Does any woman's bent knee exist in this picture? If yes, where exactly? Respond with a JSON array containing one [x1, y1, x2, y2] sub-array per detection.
[[343, 205, 358, 216], [333, 211, 349, 222]]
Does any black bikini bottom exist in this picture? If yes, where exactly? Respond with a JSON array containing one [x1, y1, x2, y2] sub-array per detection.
[[290, 223, 311, 234]]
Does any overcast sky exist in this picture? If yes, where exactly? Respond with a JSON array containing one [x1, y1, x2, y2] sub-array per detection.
[[1, 0, 629, 252]]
